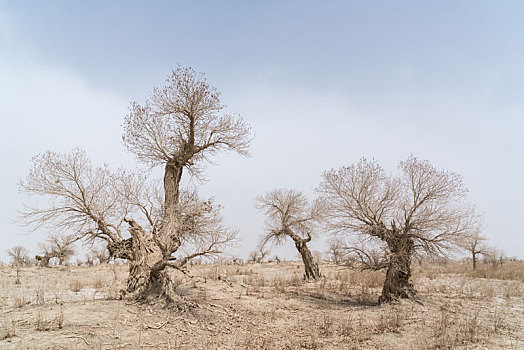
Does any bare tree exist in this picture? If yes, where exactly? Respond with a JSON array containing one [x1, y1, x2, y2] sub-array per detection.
[[248, 246, 270, 263], [7, 246, 30, 284], [7, 246, 30, 267], [39, 233, 76, 265], [35, 243, 53, 267], [90, 245, 110, 264], [325, 238, 348, 265], [459, 228, 488, 269], [256, 189, 323, 280], [20, 66, 251, 302], [483, 246, 505, 268], [318, 156, 477, 303]]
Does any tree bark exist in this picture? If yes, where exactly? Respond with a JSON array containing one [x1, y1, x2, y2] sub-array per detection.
[[114, 160, 185, 302], [472, 252, 477, 270], [294, 240, 321, 280], [158, 160, 183, 256], [119, 220, 178, 301], [105, 159, 188, 302], [379, 237, 415, 303]]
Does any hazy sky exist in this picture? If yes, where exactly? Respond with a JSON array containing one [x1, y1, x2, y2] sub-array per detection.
[[1, 1, 523, 262]]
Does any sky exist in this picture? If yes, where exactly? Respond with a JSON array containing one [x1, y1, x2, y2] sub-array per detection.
[[1, 1, 523, 262]]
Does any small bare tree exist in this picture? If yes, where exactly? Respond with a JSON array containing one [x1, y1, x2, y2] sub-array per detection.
[[459, 228, 488, 270], [42, 233, 76, 265], [90, 245, 110, 264], [7, 246, 30, 266], [325, 238, 348, 265], [7, 246, 30, 284], [483, 247, 505, 268], [35, 244, 53, 267], [20, 66, 251, 302], [248, 246, 270, 263], [256, 189, 324, 280], [318, 156, 477, 303]]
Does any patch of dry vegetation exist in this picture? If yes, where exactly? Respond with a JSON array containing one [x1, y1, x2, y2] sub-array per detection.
[[0, 260, 523, 349]]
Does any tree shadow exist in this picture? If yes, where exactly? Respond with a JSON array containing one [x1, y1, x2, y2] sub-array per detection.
[[287, 289, 379, 308]]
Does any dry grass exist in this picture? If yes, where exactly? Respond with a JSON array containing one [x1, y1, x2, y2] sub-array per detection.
[[0, 260, 522, 349]]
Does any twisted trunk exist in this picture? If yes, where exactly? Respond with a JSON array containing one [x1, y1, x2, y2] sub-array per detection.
[[107, 160, 185, 301], [379, 236, 415, 304], [284, 228, 321, 280], [282, 231, 318, 282]]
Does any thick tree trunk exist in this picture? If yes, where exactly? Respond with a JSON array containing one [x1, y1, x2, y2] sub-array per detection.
[[294, 240, 321, 280], [158, 160, 183, 256], [108, 235, 179, 302], [472, 252, 477, 270], [123, 260, 175, 301], [120, 223, 178, 301], [379, 238, 415, 304], [107, 159, 187, 302]]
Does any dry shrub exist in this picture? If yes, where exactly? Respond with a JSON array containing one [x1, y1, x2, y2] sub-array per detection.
[[13, 291, 27, 308], [238, 332, 277, 349], [0, 313, 16, 340], [436, 261, 524, 282], [57, 304, 64, 329], [321, 268, 384, 302], [35, 285, 45, 305], [432, 306, 485, 349], [69, 278, 84, 292], [432, 308, 454, 349], [244, 275, 266, 288], [458, 309, 482, 344], [491, 309, 506, 332], [375, 307, 404, 334], [479, 282, 496, 298], [92, 276, 105, 290], [318, 314, 335, 336], [36, 310, 50, 331], [106, 285, 121, 300], [338, 313, 355, 338], [502, 281, 522, 298], [272, 274, 302, 293]]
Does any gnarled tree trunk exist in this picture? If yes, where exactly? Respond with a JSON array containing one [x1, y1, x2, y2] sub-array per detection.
[[107, 161, 185, 302], [123, 223, 166, 299], [294, 239, 321, 280], [379, 237, 415, 304]]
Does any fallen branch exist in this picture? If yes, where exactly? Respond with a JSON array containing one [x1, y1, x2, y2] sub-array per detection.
[[66, 335, 89, 346], [146, 319, 169, 329]]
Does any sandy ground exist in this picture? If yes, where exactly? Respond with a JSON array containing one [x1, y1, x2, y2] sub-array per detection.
[[0, 261, 523, 349]]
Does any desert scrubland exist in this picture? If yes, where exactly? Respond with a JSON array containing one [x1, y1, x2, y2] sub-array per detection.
[[1, 260, 523, 350]]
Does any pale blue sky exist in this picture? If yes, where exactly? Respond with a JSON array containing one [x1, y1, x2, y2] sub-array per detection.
[[1, 1, 523, 262]]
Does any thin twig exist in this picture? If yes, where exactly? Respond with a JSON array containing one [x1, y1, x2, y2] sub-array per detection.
[[66, 335, 90, 346]]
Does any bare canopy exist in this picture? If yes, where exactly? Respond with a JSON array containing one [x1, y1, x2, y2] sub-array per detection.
[[123, 66, 250, 170], [318, 156, 477, 303]]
